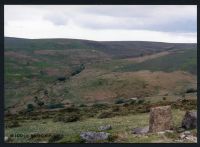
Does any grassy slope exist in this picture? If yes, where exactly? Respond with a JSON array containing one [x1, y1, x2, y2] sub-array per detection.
[[4, 37, 197, 109], [116, 49, 197, 75], [5, 109, 196, 143]]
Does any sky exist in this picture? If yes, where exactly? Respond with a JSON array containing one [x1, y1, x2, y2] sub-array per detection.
[[4, 5, 197, 43]]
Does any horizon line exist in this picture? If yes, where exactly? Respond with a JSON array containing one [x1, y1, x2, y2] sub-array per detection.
[[4, 36, 197, 44]]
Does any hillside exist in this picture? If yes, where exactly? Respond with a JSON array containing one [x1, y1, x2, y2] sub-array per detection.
[[5, 37, 196, 58], [4, 37, 197, 111], [4, 37, 197, 143]]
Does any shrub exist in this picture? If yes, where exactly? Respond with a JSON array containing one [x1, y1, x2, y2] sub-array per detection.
[[37, 101, 44, 107], [185, 87, 197, 93], [48, 134, 64, 143], [115, 98, 125, 104], [129, 99, 137, 105], [63, 114, 80, 123], [137, 99, 145, 104], [92, 103, 109, 109], [79, 104, 87, 107], [27, 104, 34, 112], [5, 121, 20, 128], [108, 134, 118, 142], [71, 64, 85, 76], [47, 103, 64, 109], [57, 77, 66, 82], [53, 113, 80, 123], [98, 111, 116, 119], [64, 106, 79, 112], [112, 106, 120, 112]]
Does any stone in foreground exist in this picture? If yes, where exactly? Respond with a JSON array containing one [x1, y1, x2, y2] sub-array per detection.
[[4, 136, 8, 142], [132, 126, 149, 135], [182, 111, 197, 129], [149, 105, 172, 133], [80, 131, 110, 143], [98, 125, 112, 131]]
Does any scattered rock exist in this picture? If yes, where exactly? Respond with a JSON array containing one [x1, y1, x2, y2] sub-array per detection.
[[182, 111, 197, 129], [130, 97, 138, 101], [157, 131, 165, 135], [184, 131, 191, 136], [185, 135, 197, 142], [98, 125, 112, 131], [179, 133, 186, 139], [149, 105, 172, 133], [4, 136, 8, 142], [80, 131, 110, 143], [179, 131, 197, 143], [176, 127, 185, 133], [132, 126, 149, 135], [174, 139, 184, 143], [165, 130, 174, 133], [38, 141, 48, 143]]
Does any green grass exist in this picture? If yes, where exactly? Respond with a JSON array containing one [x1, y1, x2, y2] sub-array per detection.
[[117, 49, 197, 75], [5, 109, 191, 143]]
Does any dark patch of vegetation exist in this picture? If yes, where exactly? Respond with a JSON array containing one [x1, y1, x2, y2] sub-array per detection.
[[71, 64, 85, 76], [107, 134, 118, 142], [57, 77, 66, 82], [185, 87, 197, 93], [98, 111, 117, 119], [111, 105, 120, 112], [172, 99, 197, 110], [48, 134, 64, 143], [92, 103, 109, 109], [79, 104, 87, 107], [115, 98, 125, 104], [58, 135, 85, 143], [27, 104, 35, 112], [53, 113, 81, 123], [63, 106, 80, 113], [5, 121, 20, 128], [164, 132, 179, 140], [162, 97, 167, 100], [47, 103, 64, 109], [137, 99, 145, 104]]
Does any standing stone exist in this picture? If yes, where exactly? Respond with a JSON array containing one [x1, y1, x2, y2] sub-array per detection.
[[182, 111, 197, 129], [149, 105, 172, 133]]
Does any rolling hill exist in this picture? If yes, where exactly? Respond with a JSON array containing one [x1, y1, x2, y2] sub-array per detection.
[[4, 37, 197, 112]]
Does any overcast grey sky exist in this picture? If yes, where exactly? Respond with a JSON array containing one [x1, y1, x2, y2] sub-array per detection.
[[4, 5, 197, 43]]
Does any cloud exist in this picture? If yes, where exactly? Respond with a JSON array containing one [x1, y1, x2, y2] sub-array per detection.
[[44, 14, 68, 26], [4, 5, 197, 43]]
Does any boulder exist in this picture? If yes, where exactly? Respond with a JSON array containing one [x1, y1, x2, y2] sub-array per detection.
[[80, 131, 110, 143], [149, 105, 172, 133], [182, 111, 197, 129], [132, 126, 149, 135], [4, 136, 8, 142], [98, 125, 112, 131]]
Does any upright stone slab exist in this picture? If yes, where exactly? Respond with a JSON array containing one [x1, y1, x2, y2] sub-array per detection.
[[182, 111, 197, 129], [149, 105, 172, 133]]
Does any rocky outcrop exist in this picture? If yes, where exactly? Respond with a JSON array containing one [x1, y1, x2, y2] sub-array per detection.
[[132, 126, 149, 135], [149, 105, 172, 133], [80, 131, 110, 143], [98, 125, 112, 131], [182, 111, 197, 129]]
